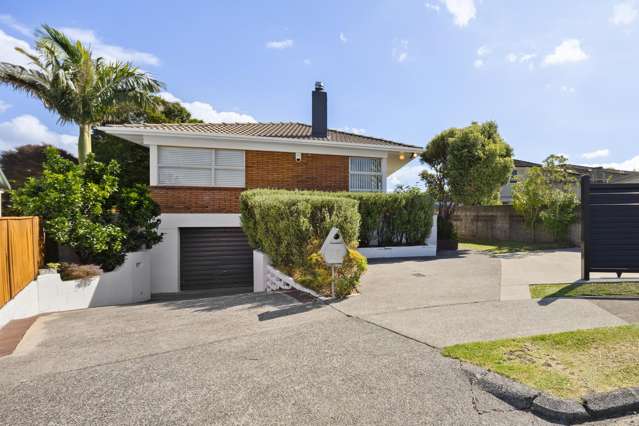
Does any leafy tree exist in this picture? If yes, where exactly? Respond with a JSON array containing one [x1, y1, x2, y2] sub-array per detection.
[[420, 128, 458, 220], [0, 25, 162, 163], [11, 147, 162, 270], [421, 121, 513, 238], [0, 144, 76, 188], [539, 155, 579, 240], [0, 144, 77, 214], [512, 167, 547, 241], [446, 121, 514, 205], [512, 155, 579, 241], [93, 97, 202, 186]]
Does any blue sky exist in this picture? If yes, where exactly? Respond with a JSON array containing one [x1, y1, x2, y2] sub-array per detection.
[[1, 0, 639, 188]]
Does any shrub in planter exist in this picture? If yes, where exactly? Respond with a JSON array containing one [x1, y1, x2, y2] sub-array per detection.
[[11, 147, 162, 271], [437, 216, 458, 250], [240, 189, 364, 297]]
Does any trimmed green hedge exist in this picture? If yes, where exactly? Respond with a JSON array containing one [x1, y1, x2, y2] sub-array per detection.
[[342, 190, 435, 247], [240, 189, 435, 297], [240, 189, 365, 297]]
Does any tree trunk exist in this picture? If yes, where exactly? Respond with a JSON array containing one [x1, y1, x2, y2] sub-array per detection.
[[78, 123, 92, 163]]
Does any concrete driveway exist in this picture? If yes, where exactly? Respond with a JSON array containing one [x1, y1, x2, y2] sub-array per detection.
[[2, 249, 637, 424], [333, 249, 637, 347], [1, 292, 553, 425]]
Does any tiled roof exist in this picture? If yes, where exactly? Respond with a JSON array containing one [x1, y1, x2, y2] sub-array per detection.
[[514, 159, 541, 168], [515, 158, 639, 178], [101, 122, 421, 150]]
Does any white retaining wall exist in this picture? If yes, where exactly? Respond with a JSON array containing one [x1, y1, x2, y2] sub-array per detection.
[[0, 251, 151, 328], [357, 214, 438, 259]]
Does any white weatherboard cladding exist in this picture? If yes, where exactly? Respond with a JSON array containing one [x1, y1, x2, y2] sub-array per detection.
[[158, 146, 245, 187]]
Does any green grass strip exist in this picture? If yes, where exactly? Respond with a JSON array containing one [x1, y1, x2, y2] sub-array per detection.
[[530, 282, 639, 299]]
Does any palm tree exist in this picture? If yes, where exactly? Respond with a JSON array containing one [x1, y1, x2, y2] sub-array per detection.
[[0, 25, 163, 162]]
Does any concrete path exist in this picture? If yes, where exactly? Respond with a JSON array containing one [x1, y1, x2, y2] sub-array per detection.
[[333, 249, 637, 347], [0, 292, 555, 425]]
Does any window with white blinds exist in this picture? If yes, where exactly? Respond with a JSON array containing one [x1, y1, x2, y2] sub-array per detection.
[[158, 146, 245, 187], [349, 157, 383, 192]]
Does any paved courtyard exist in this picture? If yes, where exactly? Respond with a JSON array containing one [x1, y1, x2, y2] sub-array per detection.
[[1, 248, 637, 425]]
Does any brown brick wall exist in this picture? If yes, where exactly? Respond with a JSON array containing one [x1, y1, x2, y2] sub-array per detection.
[[150, 186, 243, 213], [246, 151, 348, 191], [151, 150, 349, 214]]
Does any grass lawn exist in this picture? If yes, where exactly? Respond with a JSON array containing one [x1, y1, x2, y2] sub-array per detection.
[[530, 282, 639, 299], [459, 240, 573, 254], [442, 325, 639, 399]]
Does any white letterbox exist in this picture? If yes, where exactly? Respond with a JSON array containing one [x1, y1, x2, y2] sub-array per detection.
[[320, 227, 347, 266]]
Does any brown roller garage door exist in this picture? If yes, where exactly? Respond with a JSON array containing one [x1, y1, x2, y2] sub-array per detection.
[[180, 227, 253, 293]]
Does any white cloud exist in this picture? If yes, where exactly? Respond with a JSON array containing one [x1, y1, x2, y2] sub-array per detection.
[[0, 14, 32, 37], [507, 52, 537, 64], [477, 45, 490, 57], [339, 32, 348, 43], [0, 29, 36, 67], [473, 58, 484, 68], [387, 159, 426, 190], [392, 39, 409, 63], [340, 126, 366, 135], [590, 155, 639, 171], [543, 39, 588, 65], [560, 85, 576, 94], [158, 92, 256, 123], [610, 1, 638, 26], [582, 149, 610, 160], [441, 0, 476, 27], [0, 114, 77, 153], [60, 27, 159, 66], [425, 2, 441, 12], [265, 39, 294, 49], [0, 100, 11, 113], [303, 58, 311, 65]]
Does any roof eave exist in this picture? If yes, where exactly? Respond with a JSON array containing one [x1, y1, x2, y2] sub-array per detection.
[[95, 126, 423, 153]]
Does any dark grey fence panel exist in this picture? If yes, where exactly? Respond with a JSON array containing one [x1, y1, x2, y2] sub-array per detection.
[[581, 176, 639, 280]]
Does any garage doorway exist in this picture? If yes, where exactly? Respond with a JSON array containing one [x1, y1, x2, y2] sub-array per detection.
[[179, 227, 253, 294]]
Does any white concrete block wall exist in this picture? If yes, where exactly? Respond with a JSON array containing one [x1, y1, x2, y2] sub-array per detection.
[[0, 251, 151, 328], [253, 250, 271, 292]]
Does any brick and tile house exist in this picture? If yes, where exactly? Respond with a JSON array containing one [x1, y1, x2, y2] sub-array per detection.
[[98, 83, 421, 295]]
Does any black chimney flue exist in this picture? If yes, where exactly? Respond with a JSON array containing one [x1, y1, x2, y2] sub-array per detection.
[[311, 81, 327, 138]]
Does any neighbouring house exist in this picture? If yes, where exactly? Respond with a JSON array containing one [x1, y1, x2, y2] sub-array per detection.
[[97, 82, 421, 295], [0, 167, 9, 216], [500, 159, 639, 204]]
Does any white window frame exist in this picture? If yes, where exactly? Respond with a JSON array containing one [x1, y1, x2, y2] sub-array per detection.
[[349, 157, 384, 192], [157, 146, 245, 187]]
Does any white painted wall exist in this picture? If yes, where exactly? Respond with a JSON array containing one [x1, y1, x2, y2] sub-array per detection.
[[0, 251, 150, 328], [150, 213, 241, 294], [253, 250, 271, 292]]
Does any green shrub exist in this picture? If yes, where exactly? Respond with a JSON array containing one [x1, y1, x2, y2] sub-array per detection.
[[341, 189, 435, 247], [11, 147, 162, 271], [240, 189, 363, 297]]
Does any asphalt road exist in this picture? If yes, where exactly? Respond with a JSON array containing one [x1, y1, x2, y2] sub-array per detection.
[[1, 250, 637, 424], [0, 292, 554, 425]]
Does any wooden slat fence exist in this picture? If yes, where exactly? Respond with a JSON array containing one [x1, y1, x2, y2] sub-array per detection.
[[0, 216, 40, 309]]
